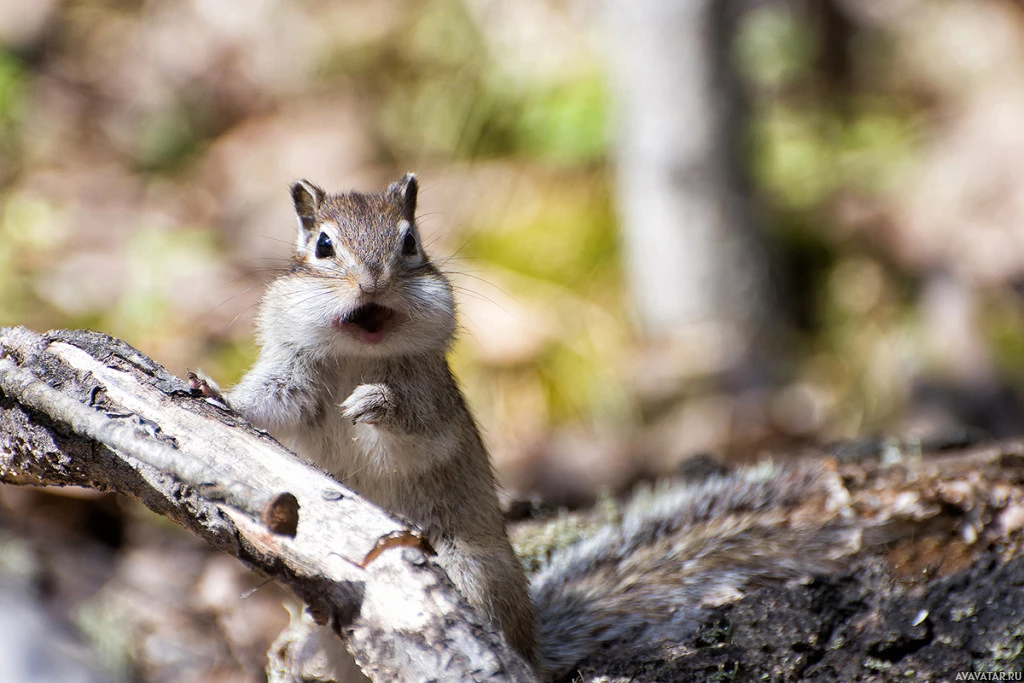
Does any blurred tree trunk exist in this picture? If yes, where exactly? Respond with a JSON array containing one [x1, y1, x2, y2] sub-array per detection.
[[603, 0, 776, 385]]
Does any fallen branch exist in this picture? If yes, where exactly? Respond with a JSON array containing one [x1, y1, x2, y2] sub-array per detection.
[[0, 326, 536, 683]]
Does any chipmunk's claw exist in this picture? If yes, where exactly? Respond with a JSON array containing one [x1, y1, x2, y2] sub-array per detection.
[[340, 383, 391, 425], [187, 370, 229, 407]]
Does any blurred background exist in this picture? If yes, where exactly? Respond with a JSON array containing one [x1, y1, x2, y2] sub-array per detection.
[[3, 0, 1024, 680]]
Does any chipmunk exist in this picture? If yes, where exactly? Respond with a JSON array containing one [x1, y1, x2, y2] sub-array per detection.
[[199, 176, 872, 682], [203, 174, 537, 672]]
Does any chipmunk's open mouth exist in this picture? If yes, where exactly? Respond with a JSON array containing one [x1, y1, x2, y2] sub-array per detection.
[[337, 303, 401, 345]]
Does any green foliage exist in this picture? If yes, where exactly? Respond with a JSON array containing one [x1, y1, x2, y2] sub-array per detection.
[[133, 104, 209, 174], [0, 193, 59, 327], [736, 4, 816, 91], [984, 293, 1024, 385], [753, 101, 919, 212], [205, 335, 259, 389], [733, 4, 935, 438], [112, 227, 222, 337], [463, 178, 617, 290], [456, 176, 625, 422], [321, 0, 608, 163], [739, 5, 921, 219], [0, 49, 25, 169], [513, 74, 608, 164]]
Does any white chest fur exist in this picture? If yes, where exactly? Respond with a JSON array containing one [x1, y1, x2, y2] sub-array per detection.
[[276, 366, 456, 515]]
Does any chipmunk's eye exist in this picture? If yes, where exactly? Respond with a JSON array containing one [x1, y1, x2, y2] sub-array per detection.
[[315, 232, 334, 259], [401, 232, 417, 257]]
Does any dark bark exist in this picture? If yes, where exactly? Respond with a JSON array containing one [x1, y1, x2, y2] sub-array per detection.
[[571, 443, 1024, 681]]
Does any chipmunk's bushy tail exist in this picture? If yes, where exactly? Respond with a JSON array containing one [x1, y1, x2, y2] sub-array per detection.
[[530, 465, 869, 680]]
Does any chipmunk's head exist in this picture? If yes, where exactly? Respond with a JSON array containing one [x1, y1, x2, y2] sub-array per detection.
[[260, 174, 456, 358]]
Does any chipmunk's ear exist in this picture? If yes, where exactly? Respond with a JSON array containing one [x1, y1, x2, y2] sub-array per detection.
[[388, 173, 418, 223], [290, 180, 326, 233]]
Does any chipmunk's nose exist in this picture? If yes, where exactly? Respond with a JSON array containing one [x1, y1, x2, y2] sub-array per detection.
[[358, 265, 388, 295]]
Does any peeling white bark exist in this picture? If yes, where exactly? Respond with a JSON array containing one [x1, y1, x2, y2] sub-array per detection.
[[0, 326, 536, 683]]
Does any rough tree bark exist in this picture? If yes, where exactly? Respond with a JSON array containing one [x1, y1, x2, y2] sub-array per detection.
[[0, 326, 536, 683], [536, 439, 1024, 681]]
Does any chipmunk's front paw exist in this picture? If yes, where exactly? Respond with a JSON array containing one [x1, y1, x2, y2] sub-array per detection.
[[187, 370, 230, 408], [341, 383, 392, 425]]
